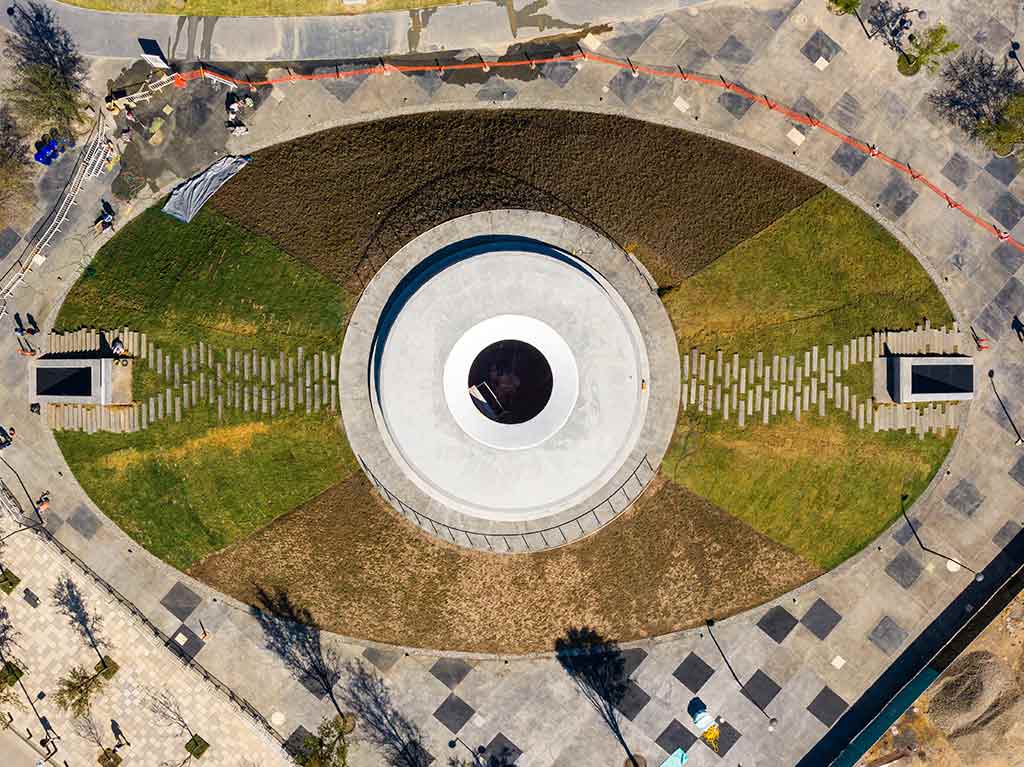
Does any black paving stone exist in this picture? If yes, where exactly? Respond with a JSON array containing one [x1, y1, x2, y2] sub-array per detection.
[[741, 669, 781, 710], [719, 86, 754, 120], [801, 598, 843, 640], [945, 478, 985, 517], [168, 623, 205, 661], [67, 505, 101, 539], [159, 581, 202, 622], [433, 693, 475, 733], [758, 605, 798, 643], [830, 91, 863, 133], [321, 73, 368, 103], [992, 277, 1024, 325], [941, 152, 972, 189], [41, 508, 64, 535], [790, 95, 823, 135], [989, 191, 1024, 230], [885, 550, 923, 589], [975, 301, 1008, 341], [869, 615, 909, 655], [832, 143, 868, 176], [676, 39, 712, 73], [994, 519, 1023, 547], [710, 720, 741, 757], [614, 680, 651, 721], [986, 155, 1019, 185], [716, 35, 753, 65], [673, 652, 716, 693], [607, 69, 652, 106], [477, 79, 517, 102], [807, 686, 848, 727], [801, 29, 842, 64], [1010, 454, 1024, 487], [0, 227, 20, 259], [363, 646, 401, 673], [541, 61, 578, 88], [408, 71, 445, 95], [482, 733, 522, 766], [656, 719, 698, 755], [284, 725, 315, 760], [877, 174, 919, 219], [892, 517, 921, 545], [992, 241, 1024, 274], [430, 658, 473, 689], [621, 648, 648, 678]]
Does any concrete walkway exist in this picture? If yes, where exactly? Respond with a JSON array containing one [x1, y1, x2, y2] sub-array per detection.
[[0, 0, 690, 60], [2, 1, 1024, 766]]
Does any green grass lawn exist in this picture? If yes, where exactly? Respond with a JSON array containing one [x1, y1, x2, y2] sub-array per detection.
[[56, 206, 355, 570], [57, 207, 348, 355], [662, 190, 956, 570]]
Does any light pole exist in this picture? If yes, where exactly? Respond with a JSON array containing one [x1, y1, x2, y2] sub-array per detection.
[[1010, 42, 1024, 75], [448, 737, 486, 766]]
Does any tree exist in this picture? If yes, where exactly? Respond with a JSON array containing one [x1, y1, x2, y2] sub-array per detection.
[[0, 609, 26, 715], [827, 0, 861, 13], [143, 686, 194, 739], [4, 1, 85, 90], [0, 104, 32, 221], [337, 661, 428, 767], [51, 575, 106, 665], [2, 65, 88, 134], [977, 94, 1024, 155], [929, 51, 1023, 139], [899, 24, 959, 75], [54, 664, 108, 717], [71, 713, 121, 767], [298, 716, 349, 767], [253, 588, 345, 718], [555, 627, 640, 767]]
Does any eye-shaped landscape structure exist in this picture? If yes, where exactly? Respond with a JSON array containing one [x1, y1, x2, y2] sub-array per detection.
[[53, 109, 957, 653]]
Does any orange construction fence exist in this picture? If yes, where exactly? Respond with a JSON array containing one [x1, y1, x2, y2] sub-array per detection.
[[167, 49, 1021, 259]]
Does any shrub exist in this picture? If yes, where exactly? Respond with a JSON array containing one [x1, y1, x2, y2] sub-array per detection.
[[827, 0, 861, 13], [978, 94, 1024, 155], [185, 734, 209, 759], [1, 661, 24, 686], [97, 748, 122, 767], [0, 570, 20, 595], [95, 656, 119, 680]]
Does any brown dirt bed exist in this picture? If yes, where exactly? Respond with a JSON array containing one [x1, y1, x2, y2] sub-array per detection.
[[189, 474, 821, 654], [210, 109, 823, 291]]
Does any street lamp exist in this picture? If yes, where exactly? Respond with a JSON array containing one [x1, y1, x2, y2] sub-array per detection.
[[448, 737, 486, 766], [1010, 42, 1024, 74]]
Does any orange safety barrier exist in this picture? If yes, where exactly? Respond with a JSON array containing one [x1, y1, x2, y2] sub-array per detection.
[[165, 49, 1022, 259]]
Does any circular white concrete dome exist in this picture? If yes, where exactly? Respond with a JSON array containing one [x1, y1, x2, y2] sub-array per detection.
[[372, 240, 648, 522], [443, 315, 579, 451]]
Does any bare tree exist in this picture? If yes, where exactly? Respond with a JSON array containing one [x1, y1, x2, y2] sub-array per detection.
[[0, 608, 26, 714], [143, 686, 194, 739], [555, 627, 639, 767], [54, 664, 108, 717], [72, 713, 119, 765], [929, 50, 1023, 139], [51, 575, 106, 665], [338, 661, 428, 767], [253, 588, 344, 717]]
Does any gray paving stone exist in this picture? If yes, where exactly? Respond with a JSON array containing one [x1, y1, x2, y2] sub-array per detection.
[[673, 651, 716, 692], [607, 69, 653, 105], [800, 599, 842, 641], [869, 616, 909, 655], [615, 679, 651, 721], [944, 478, 985, 517], [742, 669, 781, 710], [362, 645, 401, 673], [994, 519, 1023, 547], [985, 155, 1019, 185], [807, 686, 848, 727], [168, 622, 205, 661], [941, 152, 973, 189], [482, 732, 522, 765], [974, 16, 1013, 54], [1010, 454, 1024, 487], [800, 29, 841, 65], [603, 19, 659, 58], [477, 78, 517, 102], [160, 580, 202, 621], [715, 34, 753, 65], [892, 517, 921, 545], [321, 73, 368, 103], [429, 657, 473, 689], [885, 550, 923, 589], [790, 95, 823, 135], [832, 143, 868, 177], [758, 605, 798, 643], [408, 71, 445, 95], [675, 39, 711, 73], [991, 241, 1024, 274], [830, 91, 863, 133], [0, 227, 20, 259], [994, 277, 1024, 321], [433, 692, 475, 733], [66, 504, 101, 539], [41, 508, 64, 534], [988, 191, 1024, 230], [656, 719, 698, 755], [877, 174, 919, 219], [719, 84, 754, 120], [540, 61, 578, 88]]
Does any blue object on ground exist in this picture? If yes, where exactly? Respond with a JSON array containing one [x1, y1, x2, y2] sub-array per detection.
[[659, 748, 688, 767]]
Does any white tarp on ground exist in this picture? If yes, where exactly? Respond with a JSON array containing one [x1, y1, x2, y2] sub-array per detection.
[[162, 155, 251, 223]]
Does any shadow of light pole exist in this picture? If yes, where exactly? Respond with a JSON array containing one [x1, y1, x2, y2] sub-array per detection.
[[704, 619, 777, 731], [988, 369, 1024, 446]]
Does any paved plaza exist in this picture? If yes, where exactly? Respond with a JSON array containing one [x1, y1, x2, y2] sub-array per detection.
[[2, 0, 1024, 765]]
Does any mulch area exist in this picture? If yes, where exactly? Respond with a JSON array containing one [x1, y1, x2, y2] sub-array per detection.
[[189, 474, 822, 654], [210, 109, 823, 291]]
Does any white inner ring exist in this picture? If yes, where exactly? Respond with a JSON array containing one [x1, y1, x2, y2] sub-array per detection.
[[443, 315, 579, 450]]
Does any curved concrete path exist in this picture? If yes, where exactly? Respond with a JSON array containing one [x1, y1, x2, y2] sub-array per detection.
[[2, 1, 1024, 765]]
